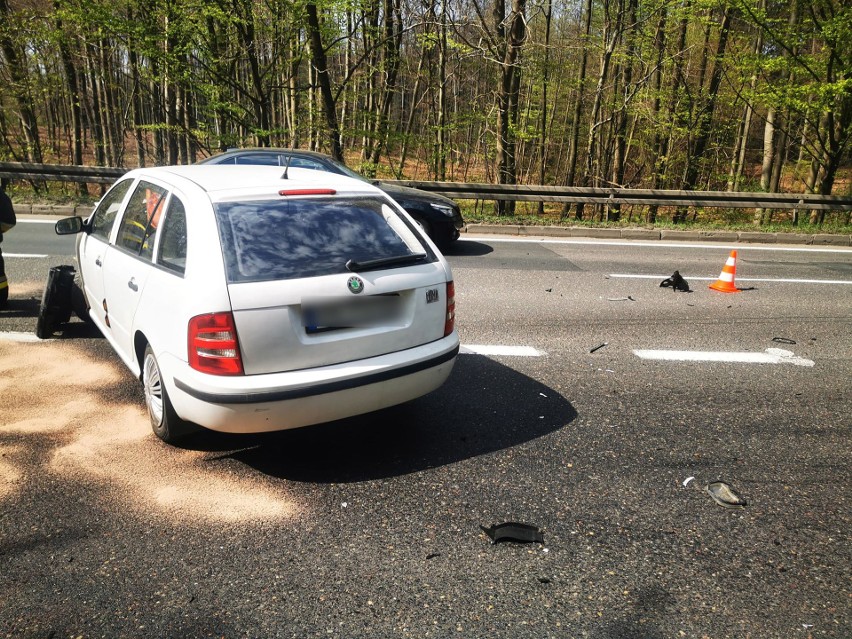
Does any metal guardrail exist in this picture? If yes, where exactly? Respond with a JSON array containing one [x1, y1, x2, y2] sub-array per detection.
[[2, 162, 851, 211], [384, 180, 852, 211], [0, 161, 125, 184]]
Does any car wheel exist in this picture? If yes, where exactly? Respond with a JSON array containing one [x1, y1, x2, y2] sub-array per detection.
[[71, 270, 90, 323], [143, 345, 196, 443]]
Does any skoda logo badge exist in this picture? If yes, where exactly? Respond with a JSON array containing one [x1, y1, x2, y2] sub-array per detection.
[[347, 276, 365, 294]]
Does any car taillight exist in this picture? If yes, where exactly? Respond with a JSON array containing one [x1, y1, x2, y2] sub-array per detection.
[[279, 189, 337, 196], [188, 312, 244, 375], [444, 281, 455, 336]]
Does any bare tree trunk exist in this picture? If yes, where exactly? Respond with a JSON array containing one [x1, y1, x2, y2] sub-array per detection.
[[675, 6, 732, 222], [100, 41, 123, 166], [177, 82, 190, 164], [754, 106, 776, 224], [288, 33, 302, 148], [55, 7, 86, 191], [576, 0, 623, 221], [493, 0, 527, 216], [609, 0, 637, 221], [538, 0, 552, 215], [561, 0, 593, 217], [232, 0, 270, 148], [0, 0, 43, 164], [436, 0, 447, 180], [84, 42, 106, 166], [728, 6, 764, 192], [306, 2, 343, 161], [646, 5, 668, 222], [369, 0, 403, 169]]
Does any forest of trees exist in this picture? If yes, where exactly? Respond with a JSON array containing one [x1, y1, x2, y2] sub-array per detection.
[[0, 0, 850, 223]]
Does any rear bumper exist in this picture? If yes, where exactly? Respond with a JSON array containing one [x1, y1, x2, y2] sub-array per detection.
[[164, 335, 459, 433]]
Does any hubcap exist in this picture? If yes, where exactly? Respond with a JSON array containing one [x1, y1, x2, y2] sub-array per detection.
[[143, 353, 164, 426]]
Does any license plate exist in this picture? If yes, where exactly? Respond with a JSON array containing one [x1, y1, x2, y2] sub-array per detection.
[[302, 295, 401, 333]]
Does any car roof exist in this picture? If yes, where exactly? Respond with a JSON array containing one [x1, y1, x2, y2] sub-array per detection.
[[123, 165, 381, 200]]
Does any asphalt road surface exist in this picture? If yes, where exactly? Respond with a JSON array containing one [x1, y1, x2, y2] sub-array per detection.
[[1, 222, 851, 638]]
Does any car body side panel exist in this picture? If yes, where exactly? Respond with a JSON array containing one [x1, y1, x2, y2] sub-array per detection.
[[102, 246, 151, 363], [78, 233, 109, 329], [130, 187, 232, 375]]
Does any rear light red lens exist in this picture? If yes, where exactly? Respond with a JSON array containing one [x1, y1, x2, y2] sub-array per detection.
[[444, 281, 455, 336], [188, 312, 244, 375]]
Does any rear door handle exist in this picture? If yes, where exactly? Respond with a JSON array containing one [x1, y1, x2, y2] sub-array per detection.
[[128, 278, 138, 292], [95, 257, 102, 267]]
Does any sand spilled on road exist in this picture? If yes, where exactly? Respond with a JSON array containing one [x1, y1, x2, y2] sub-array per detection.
[[0, 444, 22, 500], [0, 339, 296, 522], [9, 281, 44, 299]]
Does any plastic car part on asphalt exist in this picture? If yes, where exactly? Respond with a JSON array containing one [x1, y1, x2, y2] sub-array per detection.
[[706, 481, 747, 508], [35, 265, 76, 339], [480, 522, 544, 544]]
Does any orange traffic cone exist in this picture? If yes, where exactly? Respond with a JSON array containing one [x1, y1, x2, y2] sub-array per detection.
[[709, 250, 740, 293]]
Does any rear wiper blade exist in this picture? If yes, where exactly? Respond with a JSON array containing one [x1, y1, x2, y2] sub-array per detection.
[[346, 252, 428, 272]]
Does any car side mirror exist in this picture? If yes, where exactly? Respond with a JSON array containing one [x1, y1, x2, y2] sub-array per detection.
[[55, 216, 84, 235]]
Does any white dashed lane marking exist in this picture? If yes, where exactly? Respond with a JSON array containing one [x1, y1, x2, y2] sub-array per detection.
[[460, 345, 545, 357], [610, 273, 852, 286], [0, 334, 548, 357], [633, 348, 815, 367]]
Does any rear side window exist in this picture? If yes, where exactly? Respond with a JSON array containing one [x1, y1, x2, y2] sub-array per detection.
[[91, 178, 132, 241], [157, 197, 188, 275], [286, 156, 327, 171], [214, 197, 430, 282], [235, 153, 280, 166]]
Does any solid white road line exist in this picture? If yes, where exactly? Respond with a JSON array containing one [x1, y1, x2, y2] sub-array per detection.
[[462, 237, 852, 254], [4, 253, 48, 258], [0, 334, 547, 354], [0, 332, 42, 343], [460, 345, 545, 357], [609, 273, 852, 285], [633, 347, 815, 367]]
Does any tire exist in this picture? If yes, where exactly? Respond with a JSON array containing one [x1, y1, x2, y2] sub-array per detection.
[[35, 265, 75, 339], [71, 270, 90, 323], [142, 345, 197, 443]]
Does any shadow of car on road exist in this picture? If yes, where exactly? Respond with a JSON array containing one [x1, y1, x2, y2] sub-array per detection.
[[440, 239, 494, 257], [180, 354, 576, 483], [47, 318, 104, 339], [1, 296, 103, 339], [0, 296, 40, 320]]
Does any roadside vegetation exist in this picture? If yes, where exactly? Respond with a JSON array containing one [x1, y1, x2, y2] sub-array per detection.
[[1, 0, 849, 229]]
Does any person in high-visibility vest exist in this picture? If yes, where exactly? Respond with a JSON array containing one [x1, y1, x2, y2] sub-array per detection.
[[0, 183, 16, 309]]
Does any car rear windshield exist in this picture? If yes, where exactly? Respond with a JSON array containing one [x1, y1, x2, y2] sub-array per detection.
[[214, 196, 431, 282]]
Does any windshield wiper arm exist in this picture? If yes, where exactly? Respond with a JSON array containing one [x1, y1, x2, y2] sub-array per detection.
[[346, 253, 427, 272]]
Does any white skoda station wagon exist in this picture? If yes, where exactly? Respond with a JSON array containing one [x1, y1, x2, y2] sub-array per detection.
[[54, 165, 458, 443]]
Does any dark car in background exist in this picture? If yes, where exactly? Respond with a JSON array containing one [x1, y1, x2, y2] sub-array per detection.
[[197, 149, 464, 247]]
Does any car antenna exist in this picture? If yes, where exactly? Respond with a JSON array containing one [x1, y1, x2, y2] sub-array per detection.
[[281, 155, 292, 180]]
